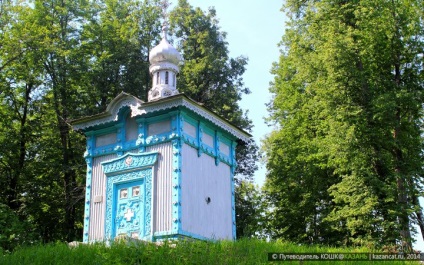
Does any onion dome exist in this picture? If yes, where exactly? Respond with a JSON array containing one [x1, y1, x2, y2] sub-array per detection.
[[149, 25, 181, 71], [148, 25, 182, 101]]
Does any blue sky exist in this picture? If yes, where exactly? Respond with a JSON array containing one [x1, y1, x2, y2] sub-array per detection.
[[184, 0, 424, 251]]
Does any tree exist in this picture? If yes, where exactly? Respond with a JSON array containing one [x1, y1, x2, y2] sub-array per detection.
[[80, 0, 162, 112], [169, 0, 258, 180], [0, 0, 259, 247], [235, 180, 268, 239], [0, 0, 48, 213], [0, 1, 59, 245], [264, 0, 424, 250], [0, 203, 28, 253], [28, 0, 92, 242]]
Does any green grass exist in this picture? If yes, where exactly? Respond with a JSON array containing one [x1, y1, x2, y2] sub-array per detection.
[[0, 239, 421, 265]]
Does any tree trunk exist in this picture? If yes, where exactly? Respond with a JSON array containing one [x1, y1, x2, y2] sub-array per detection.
[[7, 82, 31, 210]]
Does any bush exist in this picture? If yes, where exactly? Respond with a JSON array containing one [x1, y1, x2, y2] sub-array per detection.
[[0, 203, 26, 253]]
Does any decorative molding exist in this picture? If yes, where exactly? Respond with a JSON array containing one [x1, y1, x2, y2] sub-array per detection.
[[72, 94, 144, 131], [72, 94, 250, 143], [102, 152, 158, 175], [83, 156, 93, 243], [230, 141, 238, 175], [231, 140, 238, 240], [133, 97, 250, 143], [104, 169, 153, 240], [171, 136, 182, 233]]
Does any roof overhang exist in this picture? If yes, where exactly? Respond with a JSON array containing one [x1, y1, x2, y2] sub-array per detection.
[[70, 93, 251, 143]]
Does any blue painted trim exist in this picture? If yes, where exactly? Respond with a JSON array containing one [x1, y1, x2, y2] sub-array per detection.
[[197, 121, 203, 157], [86, 127, 117, 137], [215, 131, 220, 166], [83, 135, 96, 243], [102, 152, 158, 175], [102, 152, 158, 241], [181, 133, 198, 148], [180, 111, 235, 166], [115, 123, 125, 156], [153, 230, 214, 241], [230, 140, 238, 240], [135, 118, 146, 152], [200, 125, 215, 157], [82, 157, 92, 243], [171, 112, 183, 234], [180, 114, 198, 149], [85, 110, 236, 166]]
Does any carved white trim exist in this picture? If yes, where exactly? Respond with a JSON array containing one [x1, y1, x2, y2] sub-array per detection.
[[141, 98, 250, 142], [73, 95, 250, 142], [73, 96, 144, 131]]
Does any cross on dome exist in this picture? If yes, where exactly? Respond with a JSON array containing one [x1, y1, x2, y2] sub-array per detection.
[[148, 0, 182, 102], [160, 0, 170, 40]]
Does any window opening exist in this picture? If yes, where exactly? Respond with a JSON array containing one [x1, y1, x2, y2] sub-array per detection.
[[120, 189, 128, 199]]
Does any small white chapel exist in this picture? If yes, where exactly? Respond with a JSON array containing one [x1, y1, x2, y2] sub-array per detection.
[[71, 19, 250, 243]]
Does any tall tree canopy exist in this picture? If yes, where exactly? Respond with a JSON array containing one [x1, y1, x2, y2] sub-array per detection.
[[0, 0, 257, 248], [0, 0, 161, 245], [264, 0, 424, 250], [169, 0, 258, 180]]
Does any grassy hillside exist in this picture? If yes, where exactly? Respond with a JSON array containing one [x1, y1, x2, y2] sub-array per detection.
[[0, 239, 421, 265]]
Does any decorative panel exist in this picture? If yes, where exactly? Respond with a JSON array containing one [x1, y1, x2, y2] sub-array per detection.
[[96, 133, 117, 147], [183, 121, 197, 139], [220, 142, 230, 156], [202, 132, 214, 148], [115, 181, 143, 238], [148, 120, 171, 136], [125, 116, 138, 141], [105, 169, 152, 240], [102, 152, 158, 241], [102, 152, 158, 174]]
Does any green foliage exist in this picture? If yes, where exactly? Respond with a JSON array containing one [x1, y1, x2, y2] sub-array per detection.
[[80, 0, 162, 110], [0, 0, 259, 250], [265, 0, 424, 249], [0, 203, 28, 253], [169, 0, 258, 180], [0, 0, 162, 246], [1, 239, 419, 265], [235, 181, 268, 239]]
